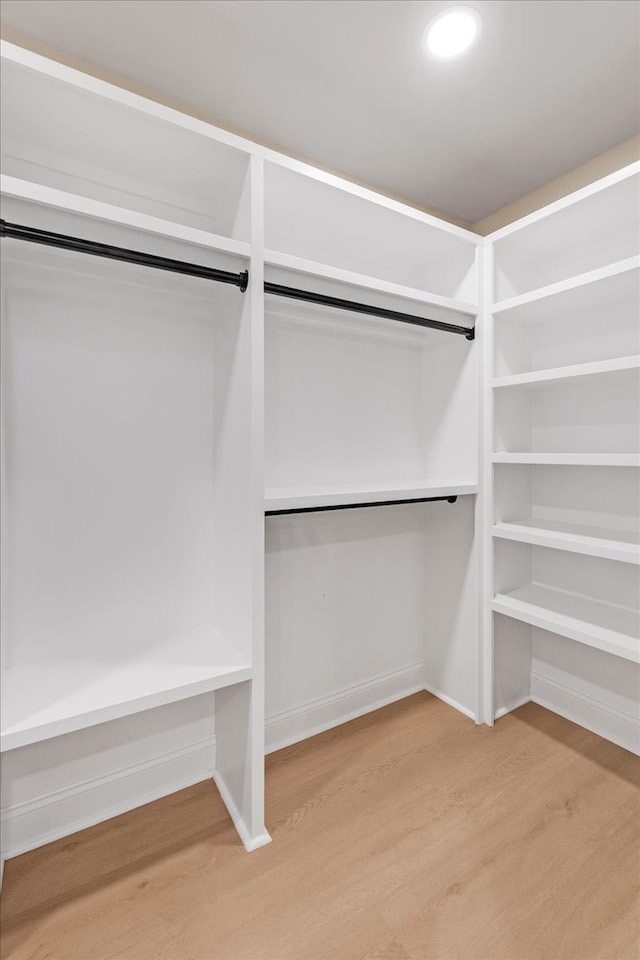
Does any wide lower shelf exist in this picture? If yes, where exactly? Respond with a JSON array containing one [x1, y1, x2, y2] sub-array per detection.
[[1, 630, 252, 751], [492, 453, 640, 466], [492, 520, 640, 564], [265, 480, 478, 513], [493, 583, 640, 663]]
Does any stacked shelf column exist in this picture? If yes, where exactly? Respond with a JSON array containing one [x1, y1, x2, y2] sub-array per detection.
[[484, 164, 640, 748]]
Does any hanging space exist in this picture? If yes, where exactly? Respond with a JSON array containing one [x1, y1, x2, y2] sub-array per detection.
[[261, 161, 482, 745], [0, 46, 269, 859]]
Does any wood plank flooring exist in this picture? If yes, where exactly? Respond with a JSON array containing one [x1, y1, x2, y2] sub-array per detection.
[[1, 695, 639, 960]]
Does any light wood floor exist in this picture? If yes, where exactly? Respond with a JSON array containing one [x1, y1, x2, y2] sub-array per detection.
[[1, 695, 639, 960]]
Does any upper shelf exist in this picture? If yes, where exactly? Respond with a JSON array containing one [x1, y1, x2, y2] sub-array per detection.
[[1, 629, 251, 752], [263, 162, 479, 303], [492, 255, 640, 315], [264, 249, 477, 322], [264, 259, 476, 345], [492, 165, 640, 301], [1, 176, 252, 259], [1, 54, 252, 241], [492, 259, 639, 380]]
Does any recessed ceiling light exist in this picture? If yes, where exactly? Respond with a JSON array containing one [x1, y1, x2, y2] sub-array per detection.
[[423, 6, 482, 60]]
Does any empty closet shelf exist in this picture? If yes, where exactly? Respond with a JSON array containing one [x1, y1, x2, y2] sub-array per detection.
[[491, 255, 640, 315], [1, 634, 252, 751], [265, 481, 478, 513], [492, 453, 640, 466], [492, 583, 640, 663], [492, 520, 640, 564], [492, 355, 640, 389]]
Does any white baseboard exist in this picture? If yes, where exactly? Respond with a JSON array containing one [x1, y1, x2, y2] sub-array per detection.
[[495, 695, 531, 720], [1, 735, 216, 861], [531, 672, 640, 756], [265, 662, 426, 754], [424, 683, 476, 721]]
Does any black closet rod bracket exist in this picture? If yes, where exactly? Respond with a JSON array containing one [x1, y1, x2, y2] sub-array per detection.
[[0, 220, 249, 291], [265, 495, 458, 516], [264, 281, 475, 340]]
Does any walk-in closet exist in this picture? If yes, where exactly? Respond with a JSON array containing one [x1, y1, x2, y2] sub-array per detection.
[[0, 3, 638, 958]]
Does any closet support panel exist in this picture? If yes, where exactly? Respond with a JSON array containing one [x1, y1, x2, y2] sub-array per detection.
[[213, 156, 269, 851], [214, 680, 270, 850], [479, 241, 495, 725], [422, 494, 479, 719]]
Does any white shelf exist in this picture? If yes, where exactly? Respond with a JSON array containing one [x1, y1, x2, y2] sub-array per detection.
[[264, 248, 478, 320], [491, 166, 640, 300], [1, 630, 252, 752], [265, 480, 478, 512], [492, 255, 640, 314], [492, 453, 640, 466], [490, 164, 640, 242], [0, 175, 252, 258], [492, 355, 640, 389], [493, 583, 639, 663], [492, 520, 640, 564]]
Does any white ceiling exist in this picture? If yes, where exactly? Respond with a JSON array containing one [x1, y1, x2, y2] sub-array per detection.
[[1, 0, 638, 223]]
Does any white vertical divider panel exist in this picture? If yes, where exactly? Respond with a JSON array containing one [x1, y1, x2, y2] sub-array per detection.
[[488, 226, 534, 718], [213, 156, 271, 851], [0, 281, 8, 672], [479, 240, 495, 724], [0, 280, 7, 884]]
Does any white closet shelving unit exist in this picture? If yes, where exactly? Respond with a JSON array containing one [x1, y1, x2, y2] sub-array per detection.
[[2, 38, 637, 875], [483, 163, 640, 747], [261, 162, 481, 753], [0, 40, 482, 868], [0, 41, 269, 857]]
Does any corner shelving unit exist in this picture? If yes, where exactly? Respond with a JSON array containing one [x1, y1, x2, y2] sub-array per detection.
[[484, 162, 640, 751], [1, 39, 485, 873]]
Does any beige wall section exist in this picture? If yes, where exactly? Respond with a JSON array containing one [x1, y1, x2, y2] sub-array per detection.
[[472, 135, 640, 235], [2, 29, 638, 236]]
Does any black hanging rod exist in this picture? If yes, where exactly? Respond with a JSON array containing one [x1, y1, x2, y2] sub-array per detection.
[[266, 495, 457, 516], [264, 281, 475, 340], [0, 219, 249, 291]]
